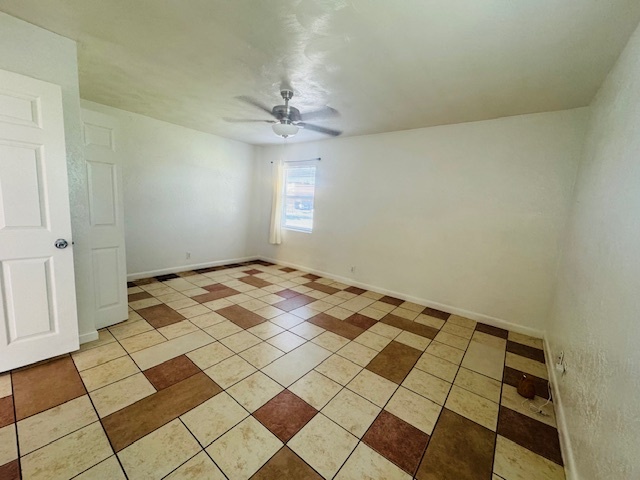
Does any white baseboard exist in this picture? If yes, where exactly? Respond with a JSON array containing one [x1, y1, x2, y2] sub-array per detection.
[[79, 330, 99, 344], [259, 256, 545, 338], [544, 337, 577, 480], [127, 256, 259, 281]]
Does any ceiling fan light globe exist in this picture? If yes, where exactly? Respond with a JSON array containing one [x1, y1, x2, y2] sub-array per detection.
[[272, 123, 299, 138]]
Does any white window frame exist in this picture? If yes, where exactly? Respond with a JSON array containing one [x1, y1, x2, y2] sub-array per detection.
[[281, 161, 317, 233]]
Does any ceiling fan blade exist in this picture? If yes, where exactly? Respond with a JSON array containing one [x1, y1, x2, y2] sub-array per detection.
[[223, 118, 276, 123], [299, 123, 342, 136], [301, 107, 339, 121], [236, 96, 276, 117]]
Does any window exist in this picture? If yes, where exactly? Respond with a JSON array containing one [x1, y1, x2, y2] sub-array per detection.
[[282, 164, 316, 232]]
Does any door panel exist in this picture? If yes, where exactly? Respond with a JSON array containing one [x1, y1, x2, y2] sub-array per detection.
[[0, 69, 79, 372], [82, 108, 127, 328]]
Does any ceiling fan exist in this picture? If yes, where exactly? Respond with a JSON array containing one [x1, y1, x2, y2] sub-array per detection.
[[225, 89, 341, 138]]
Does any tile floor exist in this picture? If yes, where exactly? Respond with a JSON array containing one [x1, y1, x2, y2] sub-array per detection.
[[0, 261, 565, 479]]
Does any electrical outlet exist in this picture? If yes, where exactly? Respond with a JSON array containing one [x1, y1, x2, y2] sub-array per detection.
[[555, 351, 567, 376], [186, 252, 191, 260]]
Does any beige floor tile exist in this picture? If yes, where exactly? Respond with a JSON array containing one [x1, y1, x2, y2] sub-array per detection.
[[186, 342, 234, 369], [461, 339, 506, 381], [254, 305, 286, 319], [72, 342, 128, 371], [17, 395, 97, 454], [270, 312, 306, 329], [426, 341, 465, 365], [132, 330, 214, 370], [385, 387, 441, 435], [158, 320, 199, 340], [455, 367, 502, 404], [312, 331, 350, 352], [307, 300, 334, 312], [395, 331, 431, 351], [90, 373, 156, 417], [181, 392, 248, 446], [415, 314, 445, 329], [362, 291, 384, 300], [507, 331, 544, 350], [402, 368, 451, 405], [205, 355, 256, 388], [414, 352, 459, 382], [290, 321, 325, 340], [315, 355, 362, 385], [109, 320, 154, 341], [247, 321, 285, 340], [227, 372, 284, 412], [340, 296, 376, 312], [290, 371, 342, 409], [0, 424, 17, 466], [239, 298, 269, 312], [79, 355, 139, 392], [204, 320, 244, 339], [390, 307, 420, 320], [21, 422, 112, 480], [118, 419, 200, 479], [75, 456, 126, 480], [189, 312, 226, 331], [369, 301, 396, 313], [202, 298, 234, 311], [368, 322, 402, 339], [354, 331, 392, 351], [267, 331, 306, 352], [0, 373, 11, 398], [207, 416, 282, 479], [358, 306, 387, 320], [336, 443, 411, 480], [261, 342, 331, 387], [501, 384, 556, 428], [399, 301, 425, 313], [129, 297, 162, 310], [445, 385, 498, 431], [289, 414, 358, 479], [79, 329, 116, 351], [166, 298, 199, 311], [434, 330, 470, 350], [177, 305, 212, 319], [505, 352, 548, 379], [325, 306, 353, 320], [239, 342, 285, 369], [120, 330, 166, 354], [322, 389, 380, 437], [219, 330, 261, 353], [494, 435, 565, 480], [446, 314, 477, 329], [347, 369, 398, 407], [226, 293, 252, 304], [182, 287, 210, 298], [472, 331, 508, 349], [260, 293, 288, 304], [165, 451, 225, 479], [289, 306, 318, 320], [337, 341, 378, 367]]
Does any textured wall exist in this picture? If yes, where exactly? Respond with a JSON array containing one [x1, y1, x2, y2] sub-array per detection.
[[0, 13, 96, 340], [546, 23, 640, 479], [252, 109, 588, 335]]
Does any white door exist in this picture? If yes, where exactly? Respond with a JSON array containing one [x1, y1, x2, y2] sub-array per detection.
[[0, 69, 79, 372], [82, 108, 127, 328]]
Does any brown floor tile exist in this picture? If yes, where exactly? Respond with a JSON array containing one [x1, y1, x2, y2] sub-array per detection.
[[497, 406, 563, 465], [128, 291, 153, 302], [382, 314, 439, 339], [362, 410, 429, 476], [137, 304, 185, 329], [506, 341, 546, 363], [422, 307, 450, 320], [344, 286, 367, 295], [305, 282, 340, 295], [280, 267, 297, 273], [273, 295, 317, 312], [308, 313, 364, 340], [244, 269, 262, 275], [416, 409, 495, 480], [345, 313, 377, 330], [302, 273, 321, 281], [204, 283, 230, 292], [193, 288, 240, 303], [241, 276, 272, 288], [365, 341, 422, 384], [177, 270, 197, 277], [102, 372, 221, 451], [143, 355, 201, 390], [475, 323, 508, 339], [156, 273, 179, 281], [275, 289, 301, 299], [503, 367, 549, 398], [379, 295, 404, 306], [251, 446, 322, 479], [134, 277, 159, 286], [12, 356, 86, 421], [253, 390, 317, 442], [0, 459, 20, 480], [218, 305, 266, 329], [0, 395, 14, 428]]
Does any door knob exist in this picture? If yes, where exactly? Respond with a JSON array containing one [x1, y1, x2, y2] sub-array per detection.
[[54, 239, 69, 249]]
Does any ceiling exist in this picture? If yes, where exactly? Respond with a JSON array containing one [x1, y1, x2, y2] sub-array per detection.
[[1, 1, 639, 145]]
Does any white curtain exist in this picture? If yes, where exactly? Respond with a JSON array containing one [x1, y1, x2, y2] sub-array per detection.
[[269, 159, 284, 244]]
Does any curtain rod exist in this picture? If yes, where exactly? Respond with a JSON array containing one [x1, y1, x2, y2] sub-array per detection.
[[270, 157, 321, 164]]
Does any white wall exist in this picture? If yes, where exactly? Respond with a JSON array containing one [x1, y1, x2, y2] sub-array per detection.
[[546, 24, 640, 479], [82, 101, 256, 278], [0, 13, 96, 340], [252, 109, 588, 334]]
